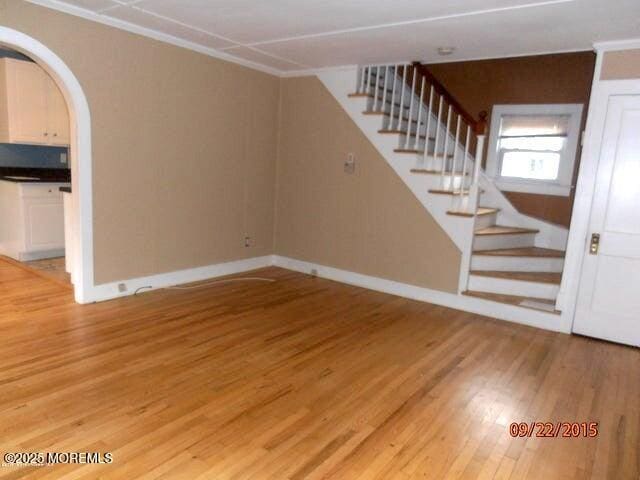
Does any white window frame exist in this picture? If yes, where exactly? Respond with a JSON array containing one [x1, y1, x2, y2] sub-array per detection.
[[486, 104, 584, 197]]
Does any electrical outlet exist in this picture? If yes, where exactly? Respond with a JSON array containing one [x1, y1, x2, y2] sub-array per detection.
[[244, 236, 252, 247], [118, 283, 127, 293], [60, 152, 68, 164], [344, 153, 355, 174], [310, 269, 318, 277]]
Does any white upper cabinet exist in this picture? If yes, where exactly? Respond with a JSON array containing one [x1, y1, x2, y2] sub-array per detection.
[[0, 58, 70, 146]]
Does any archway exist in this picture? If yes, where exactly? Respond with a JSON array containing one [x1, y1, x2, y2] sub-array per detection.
[[0, 27, 93, 303]]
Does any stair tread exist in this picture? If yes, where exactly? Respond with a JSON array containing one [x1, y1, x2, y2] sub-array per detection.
[[379, 129, 435, 141], [395, 149, 454, 157], [447, 207, 498, 218], [473, 247, 565, 258], [463, 291, 561, 314], [430, 189, 470, 195], [475, 225, 539, 235], [469, 270, 562, 284], [363, 111, 421, 124], [476, 207, 500, 216], [411, 168, 468, 175]]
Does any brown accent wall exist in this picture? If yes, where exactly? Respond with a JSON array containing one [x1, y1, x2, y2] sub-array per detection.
[[601, 49, 640, 80], [427, 52, 596, 227], [274, 77, 461, 293], [0, 1, 279, 284]]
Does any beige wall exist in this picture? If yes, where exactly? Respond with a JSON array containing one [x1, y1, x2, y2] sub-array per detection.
[[601, 49, 640, 80], [0, 1, 279, 284], [274, 77, 461, 293]]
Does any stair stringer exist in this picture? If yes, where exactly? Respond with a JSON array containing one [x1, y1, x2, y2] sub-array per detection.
[[478, 173, 569, 251], [363, 68, 569, 251], [318, 68, 475, 252], [315, 68, 568, 333]]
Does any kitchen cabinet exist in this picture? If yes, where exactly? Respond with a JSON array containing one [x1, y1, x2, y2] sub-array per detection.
[[0, 180, 69, 261], [0, 58, 70, 146]]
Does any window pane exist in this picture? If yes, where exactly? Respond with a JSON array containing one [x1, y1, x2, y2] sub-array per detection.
[[500, 114, 571, 136], [499, 136, 565, 151], [500, 151, 560, 180]]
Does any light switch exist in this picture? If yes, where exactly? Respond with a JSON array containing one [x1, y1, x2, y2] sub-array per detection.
[[60, 152, 68, 164], [344, 153, 355, 174]]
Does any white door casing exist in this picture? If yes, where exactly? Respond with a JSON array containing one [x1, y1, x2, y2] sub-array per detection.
[[572, 95, 640, 347]]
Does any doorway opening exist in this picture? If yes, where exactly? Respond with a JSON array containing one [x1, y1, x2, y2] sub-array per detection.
[[0, 27, 93, 304]]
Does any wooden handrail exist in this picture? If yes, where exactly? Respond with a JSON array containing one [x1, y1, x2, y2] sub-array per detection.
[[410, 62, 487, 135]]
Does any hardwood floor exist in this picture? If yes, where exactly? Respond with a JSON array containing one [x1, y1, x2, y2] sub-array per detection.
[[0, 258, 638, 479]]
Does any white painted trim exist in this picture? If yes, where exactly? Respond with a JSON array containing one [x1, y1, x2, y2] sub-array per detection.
[[493, 179, 572, 197], [25, 0, 282, 76], [281, 64, 363, 78], [593, 38, 640, 53], [485, 103, 583, 197], [273, 255, 568, 333], [558, 61, 640, 330], [0, 27, 94, 304], [88, 255, 275, 303]]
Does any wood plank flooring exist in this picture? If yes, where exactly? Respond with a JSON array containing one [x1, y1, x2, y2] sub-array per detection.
[[0, 258, 638, 479]]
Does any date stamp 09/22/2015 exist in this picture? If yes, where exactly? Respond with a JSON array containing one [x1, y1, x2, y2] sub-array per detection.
[[510, 421, 599, 438]]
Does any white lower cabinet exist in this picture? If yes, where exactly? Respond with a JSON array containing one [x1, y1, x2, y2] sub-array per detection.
[[0, 181, 69, 261]]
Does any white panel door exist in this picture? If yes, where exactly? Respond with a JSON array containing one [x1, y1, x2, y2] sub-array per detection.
[[573, 95, 640, 347]]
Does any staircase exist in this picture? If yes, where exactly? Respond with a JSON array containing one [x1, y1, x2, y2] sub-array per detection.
[[318, 63, 570, 326]]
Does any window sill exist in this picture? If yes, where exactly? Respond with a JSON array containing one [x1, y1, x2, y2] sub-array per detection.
[[494, 179, 572, 197]]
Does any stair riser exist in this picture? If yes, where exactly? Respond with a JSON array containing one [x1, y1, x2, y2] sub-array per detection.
[[474, 213, 498, 230], [471, 256, 565, 272], [473, 233, 536, 251], [468, 275, 560, 300]]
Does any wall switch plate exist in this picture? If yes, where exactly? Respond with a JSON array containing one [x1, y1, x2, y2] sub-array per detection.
[[60, 152, 68, 164], [344, 153, 355, 174]]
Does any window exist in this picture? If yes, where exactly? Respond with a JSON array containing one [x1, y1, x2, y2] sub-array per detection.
[[486, 105, 583, 196]]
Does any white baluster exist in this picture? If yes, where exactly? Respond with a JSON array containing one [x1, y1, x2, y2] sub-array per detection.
[[381, 66, 390, 113], [358, 66, 366, 94], [374, 65, 381, 110], [441, 105, 452, 178], [404, 68, 417, 148], [433, 96, 444, 170], [422, 86, 435, 167], [473, 135, 485, 186], [389, 66, 398, 129], [366, 66, 372, 96], [460, 125, 471, 197], [413, 77, 426, 150], [397, 66, 407, 131], [451, 114, 461, 190]]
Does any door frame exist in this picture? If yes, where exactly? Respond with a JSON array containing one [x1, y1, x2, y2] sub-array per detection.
[[558, 40, 640, 334], [0, 27, 94, 304]]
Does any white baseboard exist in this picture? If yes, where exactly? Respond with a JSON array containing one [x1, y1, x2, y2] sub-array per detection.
[[18, 249, 66, 262], [85, 255, 275, 303], [273, 255, 570, 333], [82, 252, 570, 334]]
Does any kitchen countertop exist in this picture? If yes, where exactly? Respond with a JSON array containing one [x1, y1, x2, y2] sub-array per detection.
[[0, 167, 71, 184]]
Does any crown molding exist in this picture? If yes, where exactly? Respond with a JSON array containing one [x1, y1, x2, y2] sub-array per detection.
[[26, 0, 283, 76], [593, 38, 640, 53]]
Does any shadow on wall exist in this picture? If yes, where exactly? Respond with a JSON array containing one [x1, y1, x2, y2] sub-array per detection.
[[0, 143, 69, 169]]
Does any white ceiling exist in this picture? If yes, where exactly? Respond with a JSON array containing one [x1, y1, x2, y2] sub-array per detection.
[[29, 0, 640, 75]]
